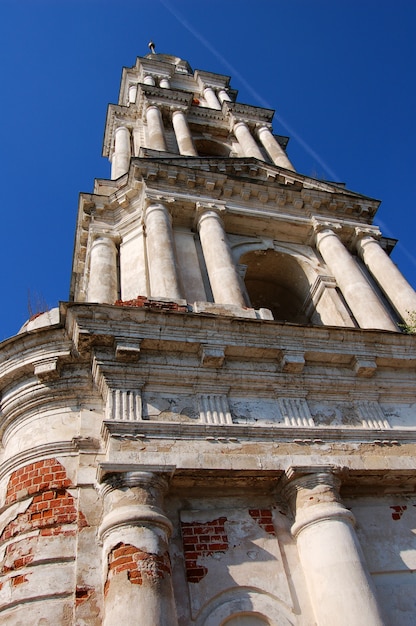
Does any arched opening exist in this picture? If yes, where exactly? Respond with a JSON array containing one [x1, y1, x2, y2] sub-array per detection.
[[240, 249, 312, 323], [194, 138, 231, 157], [222, 614, 270, 626]]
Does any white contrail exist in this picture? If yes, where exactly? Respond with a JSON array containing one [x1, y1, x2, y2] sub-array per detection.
[[159, 1, 415, 286], [377, 219, 416, 269], [159, 0, 340, 181]]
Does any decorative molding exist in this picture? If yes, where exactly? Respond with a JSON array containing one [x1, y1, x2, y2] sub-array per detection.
[[198, 394, 232, 425], [353, 356, 377, 378], [301, 274, 337, 319], [277, 397, 315, 427], [115, 339, 142, 362], [106, 388, 142, 422], [101, 420, 415, 446], [356, 401, 391, 429], [199, 344, 225, 368], [33, 356, 62, 382], [279, 352, 305, 374]]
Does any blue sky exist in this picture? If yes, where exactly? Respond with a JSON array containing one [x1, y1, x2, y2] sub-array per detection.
[[1, 0, 415, 341]]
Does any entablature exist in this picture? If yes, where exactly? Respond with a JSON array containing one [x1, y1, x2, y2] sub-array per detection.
[[224, 101, 275, 129], [63, 303, 416, 378], [99, 422, 416, 497]]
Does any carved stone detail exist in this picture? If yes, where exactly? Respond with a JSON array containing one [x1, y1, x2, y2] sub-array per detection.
[[198, 393, 232, 424], [277, 397, 315, 427], [356, 401, 390, 429]]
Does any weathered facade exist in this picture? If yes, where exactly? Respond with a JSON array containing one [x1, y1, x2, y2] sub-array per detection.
[[1, 51, 416, 625]]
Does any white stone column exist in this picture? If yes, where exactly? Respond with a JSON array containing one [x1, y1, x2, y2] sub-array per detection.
[[87, 235, 118, 304], [146, 105, 168, 152], [314, 224, 397, 331], [159, 77, 170, 88], [143, 75, 155, 86], [203, 86, 221, 110], [111, 126, 131, 179], [355, 230, 416, 325], [257, 125, 295, 171], [233, 121, 264, 160], [172, 110, 198, 156], [99, 472, 178, 626], [144, 203, 182, 300], [282, 468, 385, 626], [218, 88, 231, 104], [197, 208, 246, 307], [128, 84, 137, 104]]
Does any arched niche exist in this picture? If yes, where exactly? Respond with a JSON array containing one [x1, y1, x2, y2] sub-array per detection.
[[194, 138, 231, 157], [196, 587, 294, 626], [240, 248, 313, 323], [222, 613, 270, 625]]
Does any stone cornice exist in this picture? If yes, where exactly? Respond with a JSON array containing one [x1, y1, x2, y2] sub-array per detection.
[[187, 105, 229, 128], [194, 69, 231, 90], [224, 101, 275, 128], [136, 84, 193, 118], [0, 441, 94, 486], [102, 419, 416, 445], [60, 303, 416, 404], [101, 421, 416, 494]]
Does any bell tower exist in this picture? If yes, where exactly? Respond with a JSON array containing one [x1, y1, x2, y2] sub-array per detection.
[[71, 50, 416, 332], [1, 49, 416, 625]]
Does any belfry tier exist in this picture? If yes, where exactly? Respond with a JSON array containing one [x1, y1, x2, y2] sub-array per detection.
[[71, 53, 416, 331]]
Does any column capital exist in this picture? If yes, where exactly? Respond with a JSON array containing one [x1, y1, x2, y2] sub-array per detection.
[[100, 469, 171, 496], [143, 201, 174, 231], [280, 465, 355, 538], [98, 469, 174, 541], [256, 122, 274, 134], [144, 193, 174, 209], [90, 230, 121, 245], [114, 123, 132, 134], [232, 119, 251, 132], [195, 201, 226, 223], [312, 218, 342, 236], [352, 226, 382, 250], [171, 105, 188, 116], [145, 102, 161, 113]]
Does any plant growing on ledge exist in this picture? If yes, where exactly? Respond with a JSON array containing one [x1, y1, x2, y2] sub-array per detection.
[[400, 311, 416, 334]]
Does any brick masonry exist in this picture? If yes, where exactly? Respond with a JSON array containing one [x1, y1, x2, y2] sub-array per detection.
[[248, 508, 276, 535], [105, 542, 172, 595], [0, 459, 87, 588], [181, 516, 229, 583], [390, 505, 407, 521]]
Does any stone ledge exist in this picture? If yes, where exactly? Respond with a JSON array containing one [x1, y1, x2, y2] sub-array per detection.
[[101, 420, 416, 444]]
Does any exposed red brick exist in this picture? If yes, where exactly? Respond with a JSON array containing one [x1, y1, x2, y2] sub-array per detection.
[[0, 541, 35, 576], [186, 566, 208, 583], [11, 574, 29, 586], [249, 508, 276, 536], [390, 505, 407, 521], [5, 459, 71, 505], [76, 585, 94, 606], [28, 311, 45, 322], [114, 296, 188, 313], [1, 460, 88, 545], [105, 542, 172, 593], [181, 517, 229, 583]]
